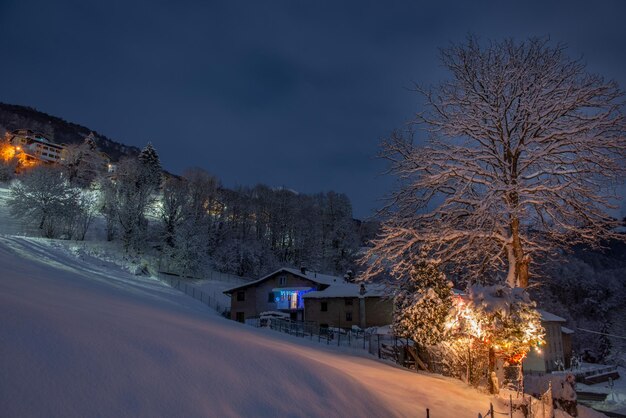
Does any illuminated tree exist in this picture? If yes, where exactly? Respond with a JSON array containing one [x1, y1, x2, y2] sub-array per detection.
[[446, 284, 544, 393], [363, 37, 626, 288]]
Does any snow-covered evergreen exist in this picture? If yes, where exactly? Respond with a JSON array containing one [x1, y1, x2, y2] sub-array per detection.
[[392, 261, 453, 347]]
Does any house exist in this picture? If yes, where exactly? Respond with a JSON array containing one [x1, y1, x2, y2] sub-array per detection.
[[523, 310, 572, 373], [303, 283, 392, 329], [9, 129, 64, 164], [223, 267, 344, 323]]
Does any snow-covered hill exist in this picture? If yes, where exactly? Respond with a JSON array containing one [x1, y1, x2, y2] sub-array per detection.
[[0, 235, 500, 418]]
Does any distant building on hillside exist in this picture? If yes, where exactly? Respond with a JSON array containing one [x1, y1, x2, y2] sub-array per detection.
[[9, 129, 64, 164]]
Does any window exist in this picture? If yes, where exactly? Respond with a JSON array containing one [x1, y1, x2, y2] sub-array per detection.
[[237, 291, 245, 301], [279, 276, 287, 285], [344, 298, 353, 306], [321, 302, 328, 312], [345, 312, 353, 321], [268, 292, 274, 303], [236, 312, 245, 323]]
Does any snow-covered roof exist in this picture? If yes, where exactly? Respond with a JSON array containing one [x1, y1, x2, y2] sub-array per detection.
[[223, 267, 343, 294], [280, 267, 342, 286], [303, 283, 386, 299], [537, 309, 566, 323], [561, 326, 575, 334]]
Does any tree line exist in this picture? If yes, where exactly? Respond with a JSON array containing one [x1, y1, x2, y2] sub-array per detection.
[[2, 138, 361, 279]]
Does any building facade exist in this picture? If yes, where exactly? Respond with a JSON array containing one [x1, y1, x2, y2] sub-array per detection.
[[303, 283, 392, 329], [523, 310, 570, 373], [224, 268, 342, 322], [9, 129, 64, 164]]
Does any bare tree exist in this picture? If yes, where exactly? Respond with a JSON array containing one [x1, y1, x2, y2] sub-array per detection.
[[364, 37, 626, 288], [7, 165, 85, 238]]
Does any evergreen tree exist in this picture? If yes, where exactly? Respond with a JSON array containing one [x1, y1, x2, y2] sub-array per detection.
[[392, 261, 453, 347], [138, 142, 162, 188]]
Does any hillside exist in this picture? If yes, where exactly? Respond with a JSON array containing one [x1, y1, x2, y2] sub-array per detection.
[[0, 235, 505, 418], [0, 103, 139, 161]]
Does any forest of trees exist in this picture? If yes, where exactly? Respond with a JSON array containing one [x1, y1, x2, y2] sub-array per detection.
[[1, 137, 363, 279]]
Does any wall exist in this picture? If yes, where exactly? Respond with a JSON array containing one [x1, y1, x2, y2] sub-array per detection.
[[523, 321, 565, 373], [364, 298, 393, 327], [304, 297, 392, 329], [304, 297, 361, 328]]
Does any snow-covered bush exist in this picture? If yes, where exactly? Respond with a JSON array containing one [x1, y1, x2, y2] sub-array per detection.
[[391, 261, 453, 347]]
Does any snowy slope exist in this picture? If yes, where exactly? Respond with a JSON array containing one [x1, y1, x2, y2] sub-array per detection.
[[0, 235, 501, 418]]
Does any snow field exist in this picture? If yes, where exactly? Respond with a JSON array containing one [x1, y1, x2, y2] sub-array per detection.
[[0, 235, 506, 418]]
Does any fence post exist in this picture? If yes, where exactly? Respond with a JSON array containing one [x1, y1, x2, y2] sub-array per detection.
[[426, 408, 429, 418], [489, 403, 494, 418]]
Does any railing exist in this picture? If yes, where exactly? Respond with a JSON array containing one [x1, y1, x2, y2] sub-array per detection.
[[159, 274, 230, 317], [157, 267, 252, 285], [247, 317, 375, 350]]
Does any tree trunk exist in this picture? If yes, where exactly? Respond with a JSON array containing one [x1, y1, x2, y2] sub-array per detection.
[[509, 217, 529, 288], [488, 347, 497, 394]]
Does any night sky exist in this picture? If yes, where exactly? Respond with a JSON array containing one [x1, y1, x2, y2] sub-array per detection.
[[1, 0, 625, 218]]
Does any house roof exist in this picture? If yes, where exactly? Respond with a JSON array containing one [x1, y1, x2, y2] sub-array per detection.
[[561, 326, 575, 334], [303, 283, 387, 299], [537, 309, 566, 323], [223, 267, 343, 294]]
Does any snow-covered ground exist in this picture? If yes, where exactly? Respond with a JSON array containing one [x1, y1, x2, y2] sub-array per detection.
[[0, 184, 609, 417], [1, 234, 508, 417], [577, 366, 626, 416]]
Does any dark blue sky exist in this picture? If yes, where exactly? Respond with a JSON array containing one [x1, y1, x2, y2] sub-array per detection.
[[1, 0, 625, 218]]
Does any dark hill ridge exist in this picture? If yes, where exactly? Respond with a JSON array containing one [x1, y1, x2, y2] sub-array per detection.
[[0, 103, 139, 161]]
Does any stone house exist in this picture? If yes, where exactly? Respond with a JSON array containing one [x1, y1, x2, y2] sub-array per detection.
[[303, 283, 392, 329], [224, 267, 343, 323]]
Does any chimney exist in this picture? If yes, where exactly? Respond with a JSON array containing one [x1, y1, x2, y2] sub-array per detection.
[[359, 284, 366, 295], [300, 265, 306, 275]]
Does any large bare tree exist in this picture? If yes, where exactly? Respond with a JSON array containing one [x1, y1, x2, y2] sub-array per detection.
[[364, 37, 626, 288]]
